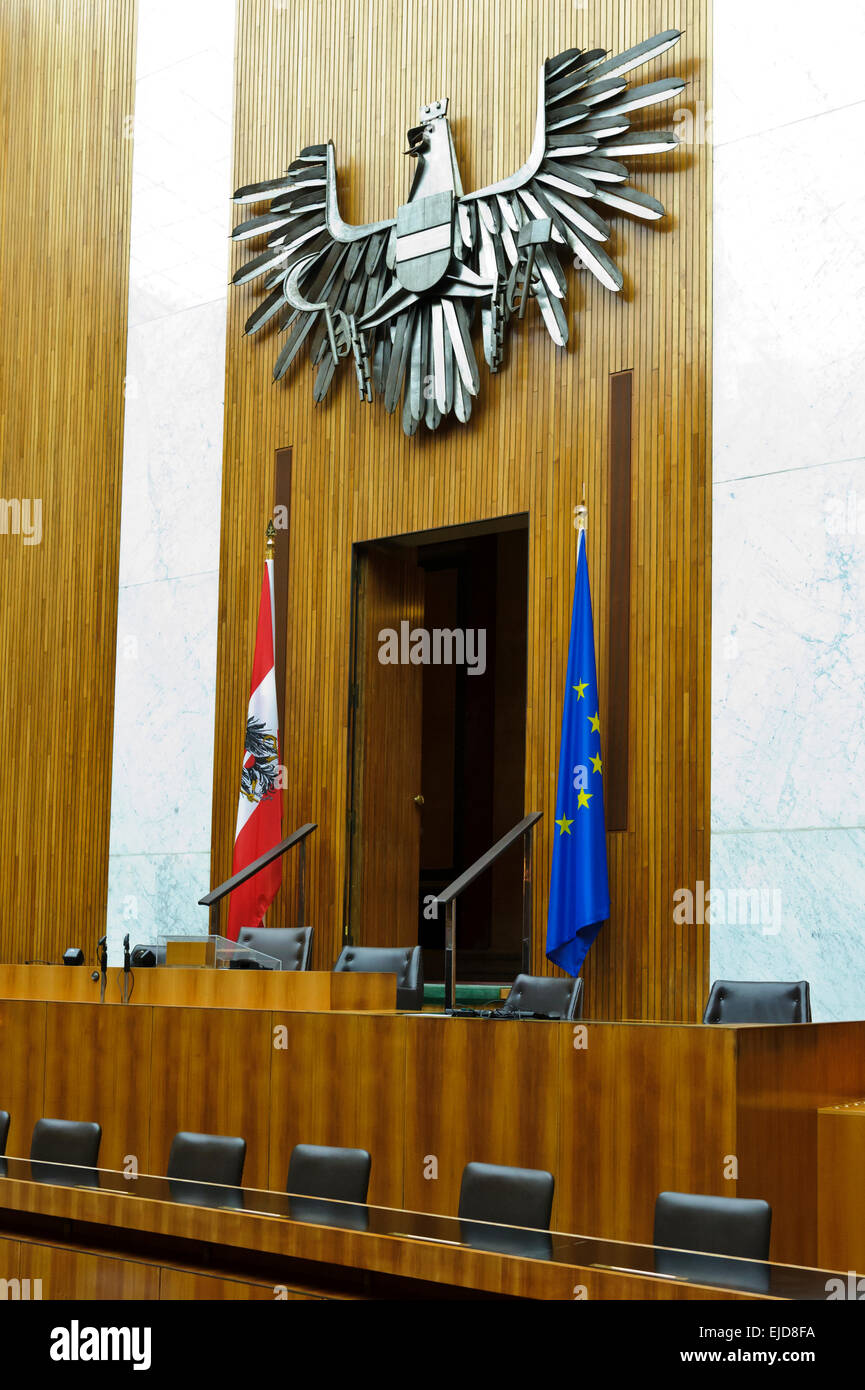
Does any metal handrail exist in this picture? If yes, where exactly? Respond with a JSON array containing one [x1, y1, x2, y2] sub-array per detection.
[[198, 822, 317, 934], [434, 811, 542, 1011]]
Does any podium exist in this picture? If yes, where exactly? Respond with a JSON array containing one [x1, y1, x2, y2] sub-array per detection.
[[158, 934, 280, 971]]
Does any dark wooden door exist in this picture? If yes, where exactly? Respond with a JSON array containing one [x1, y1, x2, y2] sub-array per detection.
[[347, 544, 424, 947]]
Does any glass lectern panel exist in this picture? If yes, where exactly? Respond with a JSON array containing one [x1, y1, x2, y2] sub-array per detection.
[[156, 934, 280, 971]]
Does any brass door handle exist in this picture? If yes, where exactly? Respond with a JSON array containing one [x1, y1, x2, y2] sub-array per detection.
[[413, 794, 425, 807]]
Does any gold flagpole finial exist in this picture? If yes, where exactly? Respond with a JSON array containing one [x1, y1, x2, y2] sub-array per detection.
[[265, 517, 276, 559], [573, 483, 588, 533]]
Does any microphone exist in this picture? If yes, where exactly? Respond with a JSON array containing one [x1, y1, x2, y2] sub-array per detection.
[[122, 933, 131, 1003], [97, 935, 108, 1002]]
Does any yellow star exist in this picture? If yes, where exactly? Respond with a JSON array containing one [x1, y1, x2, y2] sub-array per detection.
[[572, 679, 587, 699], [588, 711, 600, 733], [555, 814, 574, 836], [590, 753, 603, 774], [576, 788, 593, 810]]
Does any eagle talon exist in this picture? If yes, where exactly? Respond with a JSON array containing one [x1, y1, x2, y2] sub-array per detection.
[[348, 316, 373, 401], [489, 280, 511, 374]]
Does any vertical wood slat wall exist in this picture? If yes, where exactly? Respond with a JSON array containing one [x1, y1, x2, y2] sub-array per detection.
[[216, 0, 712, 1020], [0, 0, 137, 965]]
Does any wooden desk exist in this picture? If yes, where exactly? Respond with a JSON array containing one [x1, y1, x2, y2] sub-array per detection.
[[0, 1163, 827, 1301], [1, 1000, 863, 1265], [817, 1099, 865, 1274], [0, 964, 394, 1012]]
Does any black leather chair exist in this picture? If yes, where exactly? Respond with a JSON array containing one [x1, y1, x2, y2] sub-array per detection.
[[333, 945, 424, 1011], [286, 1144, 371, 1202], [0, 1110, 9, 1156], [702, 979, 811, 1025], [654, 1191, 772, 1260], [502, 973, 584, 1020], [653, 1191, 772, 1294], [167, 1131, 246, 1186], [30, 1117, 102, 1187], [30, 1118, 102, 1167], [458, 1161, 555, 1230], [238, 926, 313, 971], [285, 1143, 372, 1230]]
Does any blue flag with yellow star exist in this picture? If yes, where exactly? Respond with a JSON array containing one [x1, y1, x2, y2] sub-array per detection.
[[546, 529, 610, 976]]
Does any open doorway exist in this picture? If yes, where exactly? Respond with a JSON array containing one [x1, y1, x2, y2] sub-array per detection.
[[345, 515, 528, 984]]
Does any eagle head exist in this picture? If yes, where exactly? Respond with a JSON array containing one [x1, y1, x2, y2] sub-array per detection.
[[405, 98, 449, 157]]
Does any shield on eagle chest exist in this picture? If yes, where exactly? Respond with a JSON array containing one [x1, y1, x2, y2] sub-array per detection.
[[395, 190, 454, 294]]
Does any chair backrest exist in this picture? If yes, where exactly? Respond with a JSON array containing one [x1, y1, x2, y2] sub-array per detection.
[[237, 926, 313, 971], [167, 1131, 246, 1186], [0, 1110, 9, 1156], [458, 1161, 555, 1230], [30, 1118, 102, 1167], [502, 973, 584, 1020], [703, 979, 811, 1025], [333, 945, 424, 1011], [286, 1144, 371, 1202], [654, 1191, 772, 1260]]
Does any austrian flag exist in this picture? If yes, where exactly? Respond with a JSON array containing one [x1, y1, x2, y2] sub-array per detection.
[[226, 555, 283, 940]]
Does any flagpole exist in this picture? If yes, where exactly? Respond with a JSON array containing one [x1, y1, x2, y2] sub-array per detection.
[[546, 484, 609, 977], [263, 518, 282, 927]]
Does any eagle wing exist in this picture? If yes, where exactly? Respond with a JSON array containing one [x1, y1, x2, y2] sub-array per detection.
[[232, 143, 396, 401], [459, 29, 684, 364]]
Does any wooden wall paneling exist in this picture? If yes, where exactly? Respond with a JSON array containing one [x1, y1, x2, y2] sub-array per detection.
[[327, 971, 397, 1011], [556, 1023, 738, 1244], [43, 1003, 152, 1173], [268, 1012, 365, 1189], [0, 964, 395, 1011], [351, 1013, 407, 1208], [0, 1237, 21, 1283], [606, 370, 633, 834], [0, 0, 137, 966], [735, 1023, 865, 1267], [158, 1268, 307, 1300], [148, 1006, 273, 1188], [121, 966, 333, 1011], [817, 1103, 865, 1275], [273, 447, 293, 745], [0, 1000, 46, 1158], [402, 1016, 561, 1222], [216, 0, 712, 1020], [268, 1011, 406, 1208], [0, 966, 106, 1003], [16, 1240, 160, 1301]]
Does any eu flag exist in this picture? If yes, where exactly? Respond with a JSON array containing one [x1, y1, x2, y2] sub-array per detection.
[[546, 528, 610, 976]]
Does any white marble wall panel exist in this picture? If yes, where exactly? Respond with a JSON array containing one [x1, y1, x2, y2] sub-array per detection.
[[712, 459, 865, 832], [106, 0, 235, 961], [711, 1, 865, 1019], [710, 828, 865, 1022]]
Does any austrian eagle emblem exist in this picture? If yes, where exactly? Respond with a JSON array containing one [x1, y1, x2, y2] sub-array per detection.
[[231, 30, 684, 434]]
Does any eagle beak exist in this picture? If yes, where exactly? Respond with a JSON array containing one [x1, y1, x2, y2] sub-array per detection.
[[404, 124, 426, 157]]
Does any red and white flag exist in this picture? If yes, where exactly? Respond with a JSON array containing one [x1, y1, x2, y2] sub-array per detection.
[[226, 556, 282, 940]]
